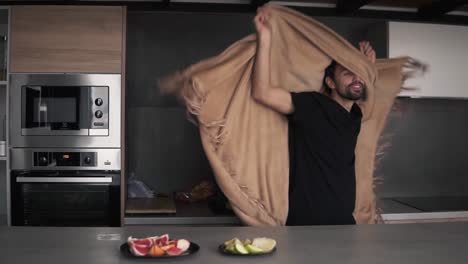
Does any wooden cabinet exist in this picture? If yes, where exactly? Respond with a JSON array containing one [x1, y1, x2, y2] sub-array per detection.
[[10, 6, 124, 73]]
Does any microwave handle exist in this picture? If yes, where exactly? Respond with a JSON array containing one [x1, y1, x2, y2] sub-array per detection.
[[16, 177, 112, 183]]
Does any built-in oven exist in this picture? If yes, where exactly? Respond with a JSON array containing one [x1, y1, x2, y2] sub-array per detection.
[[9, 74, 121, 148], [11, 170, 120, 227], [10, 149, 121, 227]]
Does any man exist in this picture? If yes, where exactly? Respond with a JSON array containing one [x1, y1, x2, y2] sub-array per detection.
[[252, 7, 376, 225]]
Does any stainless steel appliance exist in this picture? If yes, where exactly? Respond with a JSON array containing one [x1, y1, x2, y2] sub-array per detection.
[[11, 149, 121, 226], [10, 148, 121, 171], [9, 73, 121, 148], [9, 73, 122, 226]]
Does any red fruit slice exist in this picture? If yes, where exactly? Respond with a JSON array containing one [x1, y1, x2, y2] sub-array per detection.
[[129, 242, 151, 256], [128, 238, 153, 256], [148, 236, 160, 245], [176, 239, 190, 252], [157, 234, 169, 245], [133, 238, 153, 247], [166, 247, 183, 256]]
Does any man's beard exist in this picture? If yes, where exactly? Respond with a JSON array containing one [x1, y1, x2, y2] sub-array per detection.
[[337, 81, 367, 101]]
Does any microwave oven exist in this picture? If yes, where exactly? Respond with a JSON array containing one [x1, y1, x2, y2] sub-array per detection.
[[9, 74, 121, 148]]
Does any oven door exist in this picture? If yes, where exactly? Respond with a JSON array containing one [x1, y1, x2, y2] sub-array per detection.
[[22, 85, 90, 135], [11, 171, 121, 227]]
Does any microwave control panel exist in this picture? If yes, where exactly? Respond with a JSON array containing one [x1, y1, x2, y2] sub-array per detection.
[[90, 86, 109, 129]]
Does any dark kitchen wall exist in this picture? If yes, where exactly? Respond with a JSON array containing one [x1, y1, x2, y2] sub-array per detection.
[[126, 12, 254, 194], [375, 98, 468, 198], [125, 10, 384, 194]]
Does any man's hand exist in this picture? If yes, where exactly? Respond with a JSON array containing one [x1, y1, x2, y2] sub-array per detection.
[[254, 7, 271, 42], [252, 5, 293, 115], [359, 41, 376, 63]]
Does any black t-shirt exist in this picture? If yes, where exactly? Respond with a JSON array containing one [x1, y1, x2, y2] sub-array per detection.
[[286, 91, 362, 225]]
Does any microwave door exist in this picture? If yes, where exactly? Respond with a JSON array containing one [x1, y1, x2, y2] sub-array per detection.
[[38, 96, 47, 127], [24, 86, 50, 128], [22, 85, 88, 136], [24, 86, 43, 128]]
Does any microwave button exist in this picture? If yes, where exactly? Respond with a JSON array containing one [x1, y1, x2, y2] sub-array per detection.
[[95, 110, 103, 119], [93, 122, 104, 127], [95, 98, 104, 106]]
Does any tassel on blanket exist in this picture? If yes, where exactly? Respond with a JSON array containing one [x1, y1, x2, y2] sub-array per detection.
[[160, 74, 228, 150], [401, 56, 429, 91]]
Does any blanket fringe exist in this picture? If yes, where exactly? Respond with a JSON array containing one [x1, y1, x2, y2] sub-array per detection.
[[401, 57, 429, 91], [179, 78, 228, 149], [159, 69, 269, 221], [178, 78, 277, 224]]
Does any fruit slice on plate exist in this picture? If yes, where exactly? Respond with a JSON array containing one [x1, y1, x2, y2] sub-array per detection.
[[148, 245, 165, 257], [128, 237, 153, 256], [234, 239, 249, 254], [167, 247, 183, 256], [245, 244, 264, 254], [126, 234, 192, 257], [251, 238, 276, 253], [222, 237, 276, 255], [157, 234, 170, 245], [177, 239, 191, 251]]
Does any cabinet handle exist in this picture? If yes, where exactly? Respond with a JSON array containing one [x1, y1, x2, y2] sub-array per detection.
[[16, 177, 112, 183]]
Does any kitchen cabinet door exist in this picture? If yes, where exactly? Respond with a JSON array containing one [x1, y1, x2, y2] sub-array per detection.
[[388, 21, 468, 98], [10, 6, 124, 73]]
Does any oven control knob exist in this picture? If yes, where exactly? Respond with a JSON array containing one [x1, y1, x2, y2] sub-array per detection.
[[84, 156, 92, 164], [95, 98, 103, 106], [39, 156, 48, 164], [95, 110, 103, 119]]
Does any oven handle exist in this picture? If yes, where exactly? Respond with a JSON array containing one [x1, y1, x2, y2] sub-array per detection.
[[16, 177, 113, 183]]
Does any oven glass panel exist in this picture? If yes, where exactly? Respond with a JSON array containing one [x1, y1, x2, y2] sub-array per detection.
[[21, 183, 111, 226], [11, 171, 121, 227]]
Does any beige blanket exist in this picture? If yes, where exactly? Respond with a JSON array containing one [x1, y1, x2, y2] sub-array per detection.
[[160, 4, 424, 225]]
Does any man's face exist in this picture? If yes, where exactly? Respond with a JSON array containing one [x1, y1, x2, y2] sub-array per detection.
[[326, 64, 367, 101]]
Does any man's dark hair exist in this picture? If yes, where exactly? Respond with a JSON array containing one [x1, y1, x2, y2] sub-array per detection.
[[322, 60, 337, 95]]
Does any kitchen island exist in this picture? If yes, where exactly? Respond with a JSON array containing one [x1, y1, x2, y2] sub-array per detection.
[[0, 222, 466, 263]]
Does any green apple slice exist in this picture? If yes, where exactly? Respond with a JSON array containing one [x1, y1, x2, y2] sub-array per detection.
[[245, 244, 264, 254], [234, 238, 249, 254]]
